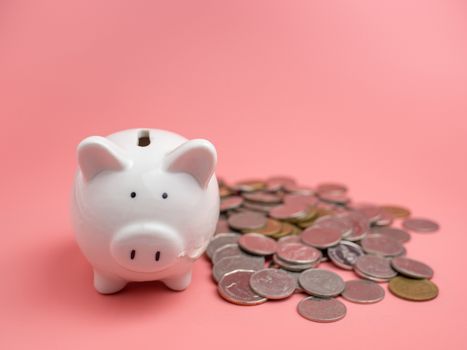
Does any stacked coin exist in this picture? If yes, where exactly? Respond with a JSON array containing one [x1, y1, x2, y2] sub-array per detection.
[[208, 177, 439, 322]]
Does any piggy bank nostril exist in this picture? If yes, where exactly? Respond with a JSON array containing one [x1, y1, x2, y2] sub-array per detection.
[[128, 249, 161, 262]]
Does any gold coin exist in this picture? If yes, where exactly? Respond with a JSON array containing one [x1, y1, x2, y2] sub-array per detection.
[[243, 219, 282, 236], [381, 205, 411, 219], [242, 200, 277, 214], [297, 219, 315, 229], [295, 209, 319, 227], [289, 208, 318, 224], [271, 222, 299, 239], [219, 186, 233, 198], [388, 276, 438, 301], [314, 204, 336, 217], [290, 226, 302, 236], [234, 180, 266, 192]]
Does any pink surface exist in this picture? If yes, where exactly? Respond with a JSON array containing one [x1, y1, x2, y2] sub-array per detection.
[[1, 0, 467, 349]]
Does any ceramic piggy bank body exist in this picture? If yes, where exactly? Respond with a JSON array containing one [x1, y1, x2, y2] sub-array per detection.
[[71, 128, 219, 294]]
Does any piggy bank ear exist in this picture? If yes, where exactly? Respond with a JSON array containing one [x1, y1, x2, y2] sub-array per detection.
[[77, 136, 131, 181], [164, 139, 217, 189]]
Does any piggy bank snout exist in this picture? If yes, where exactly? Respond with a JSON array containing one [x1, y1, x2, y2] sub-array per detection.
[[110, 225, 183, 273]]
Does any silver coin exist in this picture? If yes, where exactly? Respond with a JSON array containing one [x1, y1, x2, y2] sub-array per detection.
[[373, 210, 394, 227], [276, 242, 322, 264], [396, 245, 407, 257], [353, 268, 391, 282], [316, 202, 348, 216], [314, 215, 353, 238], [242, 192, 282, 204], [297, 296, 346, 323], [217, 269, 267, 305], [212, 243, 247, 264], [241, 200, 276, 214], [249, 268, 296, 300], [341, 279, 385, 304], [316, 183, 348, 194], [269, 202, 309, 221], [213, 255, 265, 282], [283, 183, 314, 195], [353, 269, 384, 282], [318, 191, 350, 204], [272, 254, 316, 272], [279, 269, 304, 293], [206, 233, 241, 259], [361, 234, 405, 257], [391, 256, 434, 279], [277, 235, 301, 246], [233, 179, 266, 192], [402, 218, 440, 233], [266, 176, 296, 191], [298, 268, 345, 297], [327, 241, 365, 270], [220, 196, 244, 212], [227, 211, 268, 231], [354, 255, 397, 282], [370, 226, 411, 244], [301, 226, 342, 249], [283, 194, 318, 207], [215, 219, 230, 235], [345, 211, 369, 241], [352, 204, 383, 223], [238, 233, 278, 256]]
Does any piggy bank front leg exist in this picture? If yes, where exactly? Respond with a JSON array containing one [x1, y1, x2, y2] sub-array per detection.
[[93, 270, 127, 294], [161, 269, 192, 291]]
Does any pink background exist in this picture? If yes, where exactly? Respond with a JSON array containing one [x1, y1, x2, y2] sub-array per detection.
[[1, 0, 467, 348]]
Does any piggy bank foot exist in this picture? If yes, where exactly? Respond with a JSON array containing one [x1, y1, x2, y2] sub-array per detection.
[[162, 270, 192, 291], [93, 270, 127, 294]]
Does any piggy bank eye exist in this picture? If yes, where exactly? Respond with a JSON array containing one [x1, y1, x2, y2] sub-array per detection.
[[130, 192, 136, 198], [162, 192, 168, 199]]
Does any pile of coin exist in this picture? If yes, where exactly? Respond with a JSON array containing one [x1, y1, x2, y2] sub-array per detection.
[[208, 177, 440, 323]]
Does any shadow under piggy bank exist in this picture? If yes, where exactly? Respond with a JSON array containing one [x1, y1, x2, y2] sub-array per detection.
[[42, 235, 191, 320]]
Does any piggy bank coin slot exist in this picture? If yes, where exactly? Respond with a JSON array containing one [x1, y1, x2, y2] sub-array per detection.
[[137, 130, 151, 147]]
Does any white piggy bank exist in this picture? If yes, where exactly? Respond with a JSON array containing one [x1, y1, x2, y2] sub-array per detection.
[[71, 128, 219, 294]]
